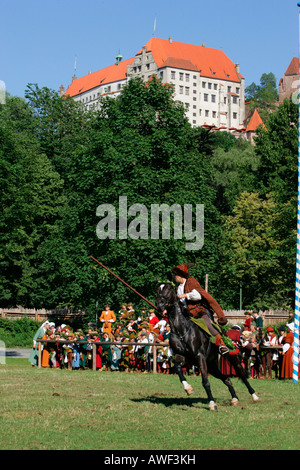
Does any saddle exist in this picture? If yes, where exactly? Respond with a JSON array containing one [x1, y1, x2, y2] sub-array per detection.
[[190, 317, 238, 354], [190, 317, 222, 343]]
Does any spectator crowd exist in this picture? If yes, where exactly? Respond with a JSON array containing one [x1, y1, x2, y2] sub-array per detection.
[[222, 310, 298, 380], [29, 303, 172, 374], [29, 303, 298, 380]]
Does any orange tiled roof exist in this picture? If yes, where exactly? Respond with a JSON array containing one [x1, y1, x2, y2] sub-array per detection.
[[65, 38, 242, 97], [160, 56, 199, 72], [285, 57, 299, 76], [137, 37, 242, 82], [246, 109, 265, 132], [65, 57, 135, 97]]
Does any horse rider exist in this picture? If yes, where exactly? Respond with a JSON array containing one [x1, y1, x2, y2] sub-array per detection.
[[171, 263, 229, 354]]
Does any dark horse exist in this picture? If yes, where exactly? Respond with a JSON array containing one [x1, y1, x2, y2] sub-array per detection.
[[156, 282, 260, 410]]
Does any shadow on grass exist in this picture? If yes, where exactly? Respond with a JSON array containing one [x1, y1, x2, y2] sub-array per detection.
[[131, 394, 209, 409]]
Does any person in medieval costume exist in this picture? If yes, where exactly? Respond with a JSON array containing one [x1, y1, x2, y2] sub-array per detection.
[[281, 323, 300, 379], [100, 305, 116, 336], [171, 263, 229, 354], [28, 321, 51, 367], [111, 334, 122, 371]]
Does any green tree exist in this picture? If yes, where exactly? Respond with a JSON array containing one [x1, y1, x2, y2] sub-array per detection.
[[255, 96, 298, 202], [254, 96, 298, 308], [43, 76, 222, 310], [24, 83, 89, 176], [210, 138, 259, 214], [0, 96, 65, 307], [245, 72, 279, 122], [221, 192, 285, 310]]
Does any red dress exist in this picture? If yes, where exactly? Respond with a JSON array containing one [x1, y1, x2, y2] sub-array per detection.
[[221, 329, 241, 376], [94, 336, 103, 369], [281, 332, 294, 379]]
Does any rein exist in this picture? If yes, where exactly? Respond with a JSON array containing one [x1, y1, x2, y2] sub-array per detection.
[[157, 289, 211, 355], [157, 292, 191, 343]]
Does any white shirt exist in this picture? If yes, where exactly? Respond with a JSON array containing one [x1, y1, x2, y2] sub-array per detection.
[[177, 280, 202, 302]]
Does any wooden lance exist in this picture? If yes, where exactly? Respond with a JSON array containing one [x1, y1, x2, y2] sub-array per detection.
[[90, 256, 158, 310]]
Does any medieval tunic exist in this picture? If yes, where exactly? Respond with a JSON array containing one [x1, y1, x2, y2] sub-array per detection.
[[281, 331, 295, 379], [41, 334, 50, 367], [178, 277, 225, 335], [94, 335, 103, 369], [28, 323, 48, 366], [111, 343, 122, 370], [221, 328, 241, 376], [243, 316, 251, 331], [100, 309, 116, 335], [72, 341, 81, 369]]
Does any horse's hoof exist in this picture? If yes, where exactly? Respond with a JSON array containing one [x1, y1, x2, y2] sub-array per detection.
[[231, 398, 239, 406], [209, 401, 218, 411], [252, 393, 260, 402], [185, 386, 194, 396]]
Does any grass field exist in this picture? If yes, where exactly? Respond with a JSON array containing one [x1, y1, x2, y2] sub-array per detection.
[[1, 358, 299, 451]]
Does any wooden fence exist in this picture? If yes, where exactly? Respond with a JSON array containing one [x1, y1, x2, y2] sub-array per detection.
[[0, 307, 85, 322], [0, 307, 290, 326], [36, 339, 168, 374], [35, 339, 284, 376], [219, 310, 290, 326]]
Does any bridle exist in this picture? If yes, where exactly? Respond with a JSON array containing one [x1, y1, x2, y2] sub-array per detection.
[[157, 286, 191, 343], [156, 284, 176, 310]]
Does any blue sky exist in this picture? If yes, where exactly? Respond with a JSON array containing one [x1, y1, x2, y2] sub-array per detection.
[[1, 0, 300, 98]]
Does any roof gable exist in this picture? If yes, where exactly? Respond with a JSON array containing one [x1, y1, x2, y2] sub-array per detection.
[[285, 57, 299, 76], [137, 37, 242, 82], [160, 56, 199, 71], [246, 109, 265, 132]]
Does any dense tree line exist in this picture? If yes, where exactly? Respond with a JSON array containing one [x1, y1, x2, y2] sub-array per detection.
[[0, 77, 298, 315]]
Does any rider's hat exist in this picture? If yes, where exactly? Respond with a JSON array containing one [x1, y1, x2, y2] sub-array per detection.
[[171, 263, 195, 279]]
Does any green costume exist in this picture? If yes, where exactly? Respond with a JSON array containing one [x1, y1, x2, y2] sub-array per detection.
[[28, 324, 48, 366]]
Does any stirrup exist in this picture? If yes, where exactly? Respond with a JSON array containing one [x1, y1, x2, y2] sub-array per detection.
[[219, 344, 229, 355]]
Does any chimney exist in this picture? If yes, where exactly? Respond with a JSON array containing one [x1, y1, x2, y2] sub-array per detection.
[[202, 43, 205, 47], [235, 64, 240, 73], [169, 35, 172, 44]]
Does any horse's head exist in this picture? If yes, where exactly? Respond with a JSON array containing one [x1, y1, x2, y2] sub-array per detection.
[[155, 283, 177, 318]]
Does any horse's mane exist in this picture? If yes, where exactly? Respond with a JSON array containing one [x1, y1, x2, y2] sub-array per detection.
[[160, 282, 191, 320], [178, 300, 191, 319]]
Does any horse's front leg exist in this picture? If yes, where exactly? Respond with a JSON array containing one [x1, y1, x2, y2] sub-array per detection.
[[173, 354, 194, 396], [197, 353, 217, 411]]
